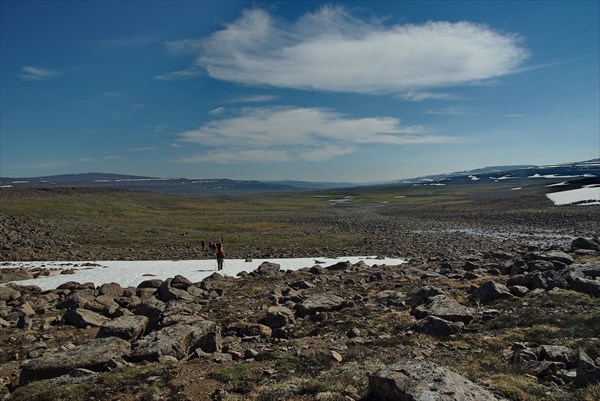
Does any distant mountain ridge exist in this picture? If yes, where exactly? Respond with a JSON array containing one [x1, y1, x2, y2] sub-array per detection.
[[0, 172, 343, 195], [1, 159, 598, 195], [393, 159, 600, 186]]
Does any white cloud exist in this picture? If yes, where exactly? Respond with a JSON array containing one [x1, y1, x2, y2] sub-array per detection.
[[395, 91, 457, 102], [180, 6, 528, 94], [505, 113, 525, 118], [153, 67, 203, 80], [209, 107, 226, 115], [176, 106, 455, 163], [128, 147, 156, 152], [20, 66, 61, 81], [425, 106, 472, 115], [228, 95, 279, 103]]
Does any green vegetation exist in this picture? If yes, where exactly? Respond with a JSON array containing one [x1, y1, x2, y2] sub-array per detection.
[[10, 362, 182, 401]]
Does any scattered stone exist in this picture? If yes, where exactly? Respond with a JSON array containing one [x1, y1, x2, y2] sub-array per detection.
[[471, 281, 513, 304], [96, 315, 149, 341], [369, 359, 506, 401], [297, 294, 346, 317], [413, 295, 475, 324], [62, 308, 108, 328], [414, 315, 464, 336], [19, 337, 131, 384]]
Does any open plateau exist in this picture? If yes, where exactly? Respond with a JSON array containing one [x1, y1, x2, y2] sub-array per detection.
[[0, 160, 599, 401]]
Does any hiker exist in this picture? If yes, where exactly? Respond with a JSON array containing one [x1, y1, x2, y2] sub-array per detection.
[[201, 240, 205, 251], [209, 241, 216, 253], [215, 242, 224, 271]]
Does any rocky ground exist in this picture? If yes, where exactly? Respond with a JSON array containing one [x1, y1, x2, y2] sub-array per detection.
[[0, 188, 599, 400]]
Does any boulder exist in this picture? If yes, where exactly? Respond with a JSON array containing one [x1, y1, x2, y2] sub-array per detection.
[[571, 237, 600, 252], [413, 295, 475, 324], [160, 300, 205, 327], [0, 287, 21, 302], [19, 337, 131, 384], [133, 297, 165, 329], [96, 315, 149, 341], [171, 275, 193, 290], [532, 251, 574, 265], [0, 268, 34, 284], [253, 262, 281, 276], [63, 308, 108, 328], [297, 294, 346, 317], [569, 277, 600, 297], [414, 315, 464, 336], [130, 321, 218, 362], [406, 286, 445, 307], [540, 345, 579, 368], [137, 279, 163, 289], [471, 281, 513, 305], [369, 359, 506, 401], [98, 283, 124, 298], [157, 279, 194, 302], [262, 306, 296, 329], [325, 261, 352, 271], [576, 350, 600, 386]]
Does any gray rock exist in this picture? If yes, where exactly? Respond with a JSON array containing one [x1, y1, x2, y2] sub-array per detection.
[[532, 250, 574, 265], [369, 359, 506, 401], [540, 345, 578, 368], [406, 286, 445, 307], [509, 285, 529, 297], [414, 315, 464, 336], [157, 279, 194, 302], [569, 277, 600, 297], [413, 295, 475, 324], [133, 297, 165, 329], [63, 308, 108, 328], [19, 337, 131, 384], [98, 283, 124, 298], [576, 350, 600, 386], [130, 321, 218, 362], [325, 261, 352, 271], [137, 279, 163, 289], [160, 300, 205, 327], [96, 315, 149, 341], [572, 237, 600, 252], [297, 294, 346, 317], [0, 287, 21, 302], [471, 281, 513, 305], [262, 306, 296, 329], [0, 268, 34, 284], [253, 262, 281, 276], [171, 275, 193, 290]]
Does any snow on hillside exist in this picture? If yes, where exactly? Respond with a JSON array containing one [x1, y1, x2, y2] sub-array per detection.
[[546, 185, 600, 205]]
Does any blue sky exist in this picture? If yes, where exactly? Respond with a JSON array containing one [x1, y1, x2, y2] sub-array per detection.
[[1, 1, 598, 182]]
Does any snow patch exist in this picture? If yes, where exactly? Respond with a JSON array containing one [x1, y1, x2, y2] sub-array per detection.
[[546, 187, 600, 205], [0, 257, 406, 291]]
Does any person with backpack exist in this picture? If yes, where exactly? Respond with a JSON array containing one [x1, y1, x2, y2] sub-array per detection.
[[215, 242, 224, 271]]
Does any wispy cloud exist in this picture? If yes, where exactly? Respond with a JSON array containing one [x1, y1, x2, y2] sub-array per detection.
[[162, 6, 528, 94], [20, 66, 61, 81], [128, 147, 157, 152], [425, 106, 473, 116], [505, 113, 525, 118], [209, 107, 226, 115], [176, 106, 455, 164], [153, 67, 203, 80], [395, 91, 457, 102], [228, 95, 280, 103]]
